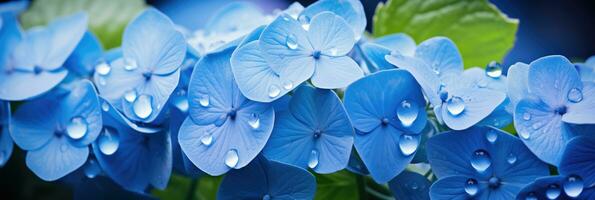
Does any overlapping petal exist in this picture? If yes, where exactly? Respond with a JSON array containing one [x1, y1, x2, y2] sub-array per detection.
[[388, 171, 431, 200], [0, 101, 12, 167], [300, 0, 366, 40], [528, 55, 582, 107], [560, 136, 595, 188]]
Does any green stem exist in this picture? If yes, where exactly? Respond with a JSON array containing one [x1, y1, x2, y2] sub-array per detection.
[[424, 169, 433, 178], [356, 175, 368, 200], [365, 187, 394, 200], [186, 178, 199, 200]]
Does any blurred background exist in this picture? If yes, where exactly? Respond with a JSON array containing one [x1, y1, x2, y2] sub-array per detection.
[[1, 0, 595, 199]]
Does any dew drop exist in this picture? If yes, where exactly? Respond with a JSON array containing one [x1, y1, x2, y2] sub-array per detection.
[[84, 159, 101, 178], [464, 178, 479, 196], [172, 90, 189, 112], [248, 113, 260, 129], [563, 175, 584, 198], [486, 131, 498, 143], [298, 15, 310, 31], [95, 62, 111, 76], [133, 94, 153, 119], [397, 100, 418, 127], [308, 149, 319, 169], [546, 184, 561, 199], [124, 90, 137, 103], [101, 101, 110, 112], [225, 149, 239, 168], [201, 133, 213, 146], [286, 34, 298, 49], [268, 85, 281, 98], [471, 149, 491, 173], [523, 112, 531, 121], [506, 153, 517, 164], [432, 63, 440, 75], [447, 96, 465, 116], [399, 134, 419, 156], [98, 127, 119, 155], [486, 61, 502, 78], [567, 88, 583, 103], [66, 116, 88, 140], [519, 130, 531, 140], [477, 78, 488, 88], [199, 94, 210, 107], [282, 81, 294, 90], [123, 58, 138, 71]]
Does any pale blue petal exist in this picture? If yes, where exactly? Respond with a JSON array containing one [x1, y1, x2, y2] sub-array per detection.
[[26, 136, 88, 181], [414, 37, 463, 80], [563, 82, 595, 124], [311, 56, 363, 89], [10, 98, 60, 150], [430, 176, 488, 200], [93, 58, 144, 105], [300, 0, 366, 40], [528, 55, 582, 107], [307, 12, 355, 56], [0, 69, 68, 101], [205, 2, 266, 34], [507, 62, 531, 109], [65, 31, 103, 77], [374, 33, 416, 56], [120, 69, 180, 123], [441, 88, 506, 130], [385, 54, 441, 106]]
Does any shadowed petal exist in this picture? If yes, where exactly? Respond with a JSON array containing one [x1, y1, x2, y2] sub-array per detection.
[[26, 136, 88, 181]]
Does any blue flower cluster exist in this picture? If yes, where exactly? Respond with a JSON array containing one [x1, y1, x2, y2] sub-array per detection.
[[0, 0, 594, 199]]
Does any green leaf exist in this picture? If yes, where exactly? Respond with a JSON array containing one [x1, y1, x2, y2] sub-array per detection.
[[315, 170, 359, 200], [152, 175, 223, 200], [373, 0, 518, 68], [20, 0, 146, 49]]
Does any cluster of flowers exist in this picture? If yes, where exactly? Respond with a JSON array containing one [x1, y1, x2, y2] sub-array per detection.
[[0, 0, 594, 199]]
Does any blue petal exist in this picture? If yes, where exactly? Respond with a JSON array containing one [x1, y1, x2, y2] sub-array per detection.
[[414, 37, 463, 80], [65, 31, 103, 77], [361, 43, 393, 71], [204, 2, 266, 34], [123, 8, 186, 75], [231, 41, 310, 102], [0, 69, 68, 101], [516, 176, 571, 200], [300, 0, 366, 40], [237, 25, 265, 48], [385, 54, 442, 106], [101, 98, 162, 134], [560, 136, 595, 187], [563, 82, 595, 124], [576, 56, 595, 82], [61, 80, 104, 146], [374, 33, 416, 56], [26, 135, 89, 181], [429, 176, 487, 200], [94, 58, 144, 104], [528, 55, 582, 107], [0, 7, 22, 66], [120, 69, 180, 123], [507, 62, 531, 109], [0, 101, 12, 166], [169, 107, 202, 177], [307, 12, 355, 56], [346, 149, 369, 175], [10, 97, 60, 150], [514, 99, 572, 165], [311, 56, 363, 89], [441, 88, 506, 130], [217, 155, 316, 200], [264, 85, 354, 173], [388, 171, 430, 200]]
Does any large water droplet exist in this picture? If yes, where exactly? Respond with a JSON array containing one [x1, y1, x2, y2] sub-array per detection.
[[84, 159, 101, 178], [519, 130, 531, 140], [66, 116, 88, 140], [308, 149, 319, 169], [282, 81, 294, 90], [471, 149, 491, 173], [567, 88, 583, 103], [486, 61, 502, 78], [124, 90, 137, 103], [268, 85, 281, 98], [133, 94, 153, 119], [546, 184, 561, 199], [486, 131, 498, 143], [286, 34, 298, 49], [201, 133, 213, 146], [447, 96, 465, 116], [95, 62, 111, 76], [98, 127, 119, 155], [399, 134, 419, 156], [397, 100, 418, 127], [101, 101, 110, 112], [464, 178, 479, 196], [199, 94, 210, 107], [248, 113, 260, 129], [507, 153, 517, 164], [523, 112, 531, 121], [123, 58, 138, 71], [563, 175, 584, 198], [225, 149, 239, 168], [298, 15, 310, 31]]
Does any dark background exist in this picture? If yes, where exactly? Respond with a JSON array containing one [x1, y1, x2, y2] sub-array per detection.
[[2, 0, 595, 199]]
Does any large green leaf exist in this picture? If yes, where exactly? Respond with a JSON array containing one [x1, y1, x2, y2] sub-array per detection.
[[152, 175, 223, 200], [20, 0, 146, 49], [315, 170, 359, 200], [373, 0, 518, 68]]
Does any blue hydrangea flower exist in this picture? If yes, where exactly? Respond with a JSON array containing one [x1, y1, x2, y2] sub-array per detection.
[[575, 55, 595, 82], [344, 69, 427, 183], [93, 8, 186, 123], [231, 11, 363, 102], [169, 104, 203, 177], [10, 80, 102, 181], [560, 136, 595, 191], [516, 175, 595, 200], [178, 47, 275, 176], [0, 12, 87, 101], [360, 33, 416, 72], [388, 171, 431, 200], [217, 155, 316, 200], [386, 37, 507, 130], [427, 126, 549, 200], [92, 99, 172, 193], [507, 55, 595, 165], [299, 0, 366, 40], [263, 84, 354, 174], [0, 101, 12, 167]]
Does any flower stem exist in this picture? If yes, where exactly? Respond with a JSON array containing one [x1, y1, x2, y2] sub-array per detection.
[[186, 178, 199, 200]]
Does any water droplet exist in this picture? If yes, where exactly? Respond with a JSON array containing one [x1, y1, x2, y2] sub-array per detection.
[[486, 131, 498, 143], [399, 134, 419, 156], [286, 34, 298, 49], [464, 178, 479, 196], [519, 130, 531, 140], [248, 113, 260, 129], [101, 101, 110, 112], [486, 61, 502, 78], [225, 149, 239, 168], [172, 90, 189, 112], [546, 184, 561, 199], [262, 194, 271, 200], [563, 175, 583, 198], [268, 85, 281, 98], [123, 58, 138, 71], [66, 116, 88, 140], [471, 149, 491, 173], [506, 153, 517, 164], [98, 127, 119, 155], [84, 159, 101, 178], [329, 48, 338, 56], [567, 88, 583, 103], [397, 100, 418, 127], [282, 81, 294, 90], [201, 133, 213, 146], [95, 62, 111, 76], [133, 94, 153, 119], [432, 63, 440, 75], [525, 192, 538, 200], [447, 96, 465, 116], [199, 94, 210, 107], [308, 149, 319, 169], [523, 112, 531, 121], [298, 15, 310, 31], [477, 79, 488, 88], [124, 90, 137, 103]]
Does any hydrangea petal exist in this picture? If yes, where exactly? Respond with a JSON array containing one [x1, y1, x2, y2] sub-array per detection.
[[60, 80, 103, 146], [307, 12, 355, 56], [414, 37, 463, 80], [93, 58, 144, 104], [64, 31, 103, 77], [506, 62, 531, 108], [516, 176, 572, 200], [361, 43, 393, 71], [560, 136, 595, 187], [204, 2, 266, 34], [259, 14, 312, 74], [374, 33, 416, 56], [10, 98, 60, 150], [563, 82, 595, 124], [385, 55, 441, 106], [388, 171, 431, 200], [122, 8, 186, 75], [441, 88, 506, 130], [26, 135, 88, 181], [0, 69, 68, 101], [430, 176, 481, 200], [0, 101, 12, 166], [300, 0, 366, 40], [311, 56, 363, 89], [120, 69, 180, 123], [528, 55, 582, 107]]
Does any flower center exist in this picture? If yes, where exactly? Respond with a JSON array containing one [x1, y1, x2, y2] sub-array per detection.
[[312, 50, 321, 59], [488, 176, 500, 188], [33, 66, 43, 75], [228, 109, 237, 120], [381, 117, 390, 126], [142, 71, 153, 80], [313, 129, 322, 139], [555, 106, 567, 115]]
